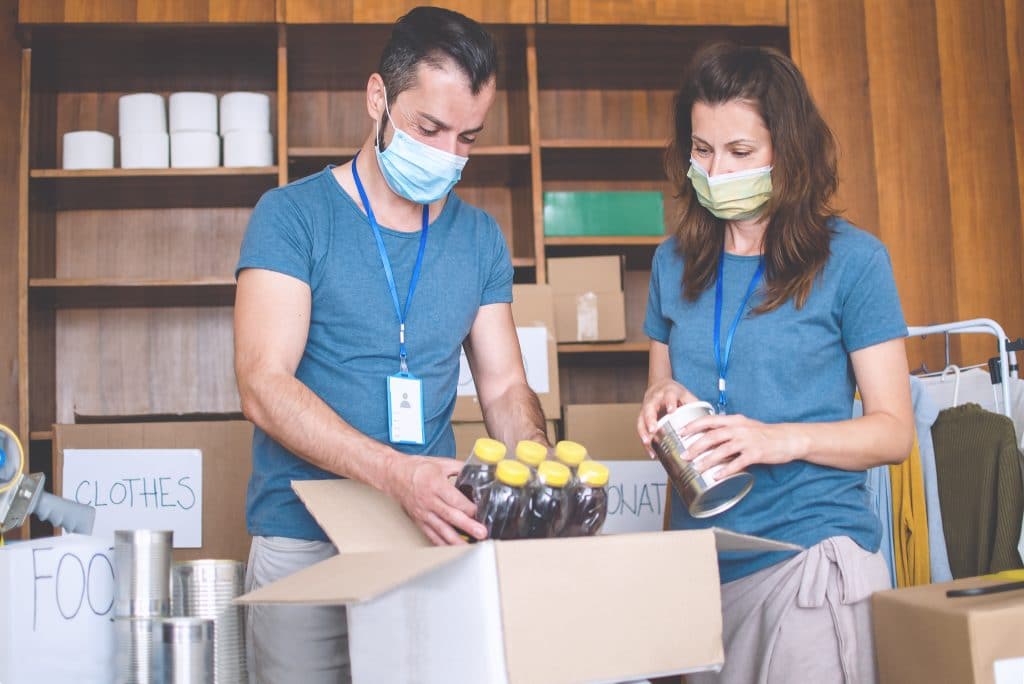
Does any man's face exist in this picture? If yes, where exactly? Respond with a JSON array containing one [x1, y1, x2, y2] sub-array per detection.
[[373, 59, 497, 158]]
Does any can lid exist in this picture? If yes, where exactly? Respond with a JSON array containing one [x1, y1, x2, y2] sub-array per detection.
[[537, 460, 570, 488], [515, 440, 547, 467], [688, 471, 754, 518], [577, 460, 609, 487], [554, 440, 587, 467], [473, 438, 506, 464], [495, 459, 530, 488]]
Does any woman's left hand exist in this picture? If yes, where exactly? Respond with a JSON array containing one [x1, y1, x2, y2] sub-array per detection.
[[679, 414, 806, 478]]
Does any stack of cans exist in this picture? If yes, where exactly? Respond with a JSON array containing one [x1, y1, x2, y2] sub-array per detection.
[[172, 560, 248, 682]]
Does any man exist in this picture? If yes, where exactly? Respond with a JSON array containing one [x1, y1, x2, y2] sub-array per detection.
[[234, 7, 548, 682]]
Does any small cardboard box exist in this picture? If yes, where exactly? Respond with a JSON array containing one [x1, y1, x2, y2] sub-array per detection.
[[239, 479, 801, 684], [452, 420, 558, 458], [873, 576, 1024, 684], [0, 534, 116, 683], [453, 284, 561, 421], [565, 403, 669, 535], [548, 256, 627, 343]]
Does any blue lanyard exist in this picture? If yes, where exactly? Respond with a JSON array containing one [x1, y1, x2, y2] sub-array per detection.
[[351, 152, 429, 373], [713, 249, 765, 414]]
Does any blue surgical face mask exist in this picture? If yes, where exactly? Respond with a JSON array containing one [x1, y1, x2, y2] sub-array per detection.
[[374, 88, 469, 204]]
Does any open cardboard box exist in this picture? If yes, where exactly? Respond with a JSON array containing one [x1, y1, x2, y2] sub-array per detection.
[[239, 479, 800, 683]]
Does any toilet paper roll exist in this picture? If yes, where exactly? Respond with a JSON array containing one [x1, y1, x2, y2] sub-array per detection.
[[219, 92, 271, 134], [170, 131, 220, 168], [223, 130, 273, 167], [118, 93, 167, 136], [62, 130, 115, 170], [169, 92, 218, 133], [120, 132, 170, 169]]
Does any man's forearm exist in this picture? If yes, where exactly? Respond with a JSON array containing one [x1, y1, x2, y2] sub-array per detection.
[[240, 370, 401, 491], [481, 382, 549, 448]]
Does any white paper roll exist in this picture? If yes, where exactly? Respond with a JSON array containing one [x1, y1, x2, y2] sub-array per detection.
[[223, 130, 273, 167], [62, 130, 115, 170], [170, 131, 220, 168], [120, 132, 170, 169], [118, 93, 167, 136], [219, 92, 271, 134], [169, 92, 218, 133]]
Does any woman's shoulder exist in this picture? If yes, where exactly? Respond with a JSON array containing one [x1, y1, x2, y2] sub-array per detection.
[[827, 217, 888, 256]]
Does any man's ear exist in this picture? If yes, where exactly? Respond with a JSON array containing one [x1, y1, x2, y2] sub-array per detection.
[[366, 73, 387, 122]]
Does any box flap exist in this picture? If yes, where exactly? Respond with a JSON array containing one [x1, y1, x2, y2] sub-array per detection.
[[237, 545, 470, 605], [547, 255, 624, 294], [293, 479, 430, 553], [497, 530, 723, 683], [711, 528, 803, 553]]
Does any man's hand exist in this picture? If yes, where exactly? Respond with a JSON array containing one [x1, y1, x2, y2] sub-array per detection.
[[383, 456, 488, 545]]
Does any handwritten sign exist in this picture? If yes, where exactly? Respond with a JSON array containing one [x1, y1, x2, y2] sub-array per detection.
[[600, 460, 670, 535], [62, 449, 203, 548], [0, 534, 116, 683], [458, 326, 550, 396]]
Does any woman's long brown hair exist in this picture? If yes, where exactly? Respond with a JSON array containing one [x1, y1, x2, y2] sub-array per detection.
[[665, 42, 838, 313]]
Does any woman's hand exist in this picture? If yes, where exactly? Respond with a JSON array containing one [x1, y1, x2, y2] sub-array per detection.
[[680, 414, 807, 478], [637, 378, 700, 457]]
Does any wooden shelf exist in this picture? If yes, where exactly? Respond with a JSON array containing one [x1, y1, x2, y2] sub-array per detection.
[[558, 341, 648, 353], [289, 145, 529, 158], [31, 167, 278, 179], [511, 257, 536, 268], [541, 139, 667, 149], [545, 235, 666, 246], [30, 431, 53, 442], [29, 278, 236, 308]]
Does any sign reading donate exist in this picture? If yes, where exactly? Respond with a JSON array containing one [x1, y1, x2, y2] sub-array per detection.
[[63, 449, 203, 548], [600, 460, 669, 535]]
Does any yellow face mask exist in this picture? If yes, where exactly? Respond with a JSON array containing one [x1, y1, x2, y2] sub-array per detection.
[[687, 158, 773, 221]]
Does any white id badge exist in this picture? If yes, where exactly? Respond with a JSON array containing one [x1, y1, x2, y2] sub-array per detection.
[[387, 373, 425, 445]]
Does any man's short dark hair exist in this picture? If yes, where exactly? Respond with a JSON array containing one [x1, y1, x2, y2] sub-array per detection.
[[378, 6, 498, 104]]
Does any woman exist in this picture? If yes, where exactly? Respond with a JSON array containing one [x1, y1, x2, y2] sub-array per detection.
[[638, 43, 913, 683]]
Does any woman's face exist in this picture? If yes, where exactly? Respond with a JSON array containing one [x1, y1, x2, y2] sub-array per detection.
[[690, 99, 773, 176]]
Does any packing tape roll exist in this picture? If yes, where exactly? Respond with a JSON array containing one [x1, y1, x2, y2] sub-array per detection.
[[118, 93, 167, 136], [169, 92, 218, 133], [120, 132, 170, 169], [170, 131, 220, 168], [62, 130, 114, 170], [223, 130, 273, 167], [576, 291, 599, 341], [220, 92, 271, 134]]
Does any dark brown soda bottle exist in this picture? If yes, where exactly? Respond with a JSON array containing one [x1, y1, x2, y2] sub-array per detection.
[[560, 460, 610, 537], [454, 438, 506, 505], [476, 459, 530, 540], [519, 460, 572, 539]]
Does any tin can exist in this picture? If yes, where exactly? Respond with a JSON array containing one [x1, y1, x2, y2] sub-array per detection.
[[652, 401, 754, 518]]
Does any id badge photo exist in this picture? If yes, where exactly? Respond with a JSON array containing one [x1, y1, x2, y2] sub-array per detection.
[[387, 373, 425, 445]]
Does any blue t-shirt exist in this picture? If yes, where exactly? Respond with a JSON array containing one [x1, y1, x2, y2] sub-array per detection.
[[237, 166, 514, 541], [644, 218, 907, 583]]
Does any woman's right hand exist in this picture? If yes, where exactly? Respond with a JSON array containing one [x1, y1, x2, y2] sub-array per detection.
[[637, 379, 699, 457]]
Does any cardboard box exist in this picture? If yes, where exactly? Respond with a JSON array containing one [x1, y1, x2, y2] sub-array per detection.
[[54, 420, 253, 563], [452, 420, 559, 458], [0, 534, 116, 683], [453, 284, 561, 421], [543, 191, 665, 237], [873, 576, 1024, 684], [548, 256, 627, 343], [565, 403, 669, 535], [240, 479, 801, 684]]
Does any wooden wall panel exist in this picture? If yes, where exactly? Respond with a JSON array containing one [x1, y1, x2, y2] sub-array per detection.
[[352, 1, 536, 24], [790, 0, 879, 235], [863, 0, 957, 370], [935, 0, 1024, 363], [281, 0, 353, 23], [1007, 0, 1024, 281], [545, 0, 787, 26], [1, 0, 20, 432], [19, 0, 275, 23]]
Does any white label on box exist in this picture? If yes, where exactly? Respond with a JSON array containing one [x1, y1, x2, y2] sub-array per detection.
[[62, 449, 203, 548], [458, 326, 550, 397], [995, 657, 1024, 684], [0, 535, 116, 684], [600, 460, 670, 535]]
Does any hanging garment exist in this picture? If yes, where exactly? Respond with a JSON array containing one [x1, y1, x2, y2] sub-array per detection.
[[918, 367, 1024, 449], [889, 439, 931, 586], [855, 396, 897, 585], [909, 375, 953, 582], [931, 403, 1024, 577]]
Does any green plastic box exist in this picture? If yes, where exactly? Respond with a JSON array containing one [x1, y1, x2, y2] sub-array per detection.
[[543, 191, 665, 237]]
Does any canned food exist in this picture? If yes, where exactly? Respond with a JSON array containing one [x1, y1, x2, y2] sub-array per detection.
[[652, 401, 754, 518]]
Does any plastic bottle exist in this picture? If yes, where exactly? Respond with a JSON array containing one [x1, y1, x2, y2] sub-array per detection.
[[519, 460, 572, 539], [454, 438, 507, 506], [553, 440, 587, 478], [514, 440, 548, 480], [476, 459, 530, 541], [561, 460, 610, 537]]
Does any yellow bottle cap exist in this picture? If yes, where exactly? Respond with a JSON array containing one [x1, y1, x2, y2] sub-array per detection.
[[515, 440, 548, 467], [577, 460, 609, 487], [554, 440, 587, 467], [536, 461, 570, 488], [495, 459, 530, 488], [472, 438, 506, 465]]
